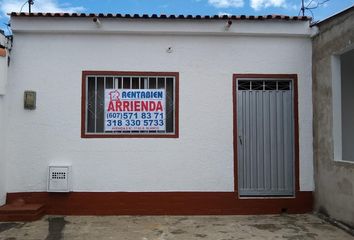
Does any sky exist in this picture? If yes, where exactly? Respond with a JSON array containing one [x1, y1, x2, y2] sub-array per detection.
[[0, 0, 354, 34]]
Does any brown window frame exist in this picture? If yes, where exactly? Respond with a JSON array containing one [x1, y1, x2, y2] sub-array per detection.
[[81, 71, 179, 138]]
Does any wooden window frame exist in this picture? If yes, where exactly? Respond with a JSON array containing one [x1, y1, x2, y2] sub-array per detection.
[[81, 71, 179, 138]]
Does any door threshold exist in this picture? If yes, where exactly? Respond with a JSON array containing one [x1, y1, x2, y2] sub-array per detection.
[[238, 195, 295, 199]]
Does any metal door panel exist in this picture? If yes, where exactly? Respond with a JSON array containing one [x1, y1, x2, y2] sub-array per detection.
[[237, 80, 294, 196]]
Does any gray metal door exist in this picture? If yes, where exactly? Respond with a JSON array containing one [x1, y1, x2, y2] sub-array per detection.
[[237, 79, 294, 196]]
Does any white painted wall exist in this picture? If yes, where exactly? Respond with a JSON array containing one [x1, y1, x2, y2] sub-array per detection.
[[331, 54, 342, 161], [0, 95, 7, 205], [0, 55, 7, 95], [4, 17, 314, 193], [0, 32, 7, 95], [0, 32, 7, 205]]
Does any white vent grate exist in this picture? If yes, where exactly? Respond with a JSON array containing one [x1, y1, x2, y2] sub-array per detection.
[[48, 166, 71, 192], [51, 171, 66, 180]]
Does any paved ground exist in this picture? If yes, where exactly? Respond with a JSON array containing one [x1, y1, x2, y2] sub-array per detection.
[[0, 214, 353, 240]]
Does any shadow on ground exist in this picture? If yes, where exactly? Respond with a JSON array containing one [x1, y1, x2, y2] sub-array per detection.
[[0, 214, 353, 240]]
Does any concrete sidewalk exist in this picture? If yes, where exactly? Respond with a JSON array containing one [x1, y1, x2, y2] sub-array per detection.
[[0, 214, 353, 240]]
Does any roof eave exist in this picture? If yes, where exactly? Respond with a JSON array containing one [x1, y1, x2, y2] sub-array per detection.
[[9, 12, 311, 21]]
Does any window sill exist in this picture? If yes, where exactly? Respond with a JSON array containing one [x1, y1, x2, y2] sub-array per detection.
[[81, 133, 179, 138], [333, 159, 354, 167]]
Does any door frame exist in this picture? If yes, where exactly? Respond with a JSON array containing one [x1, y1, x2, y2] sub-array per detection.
[[233, 74, 300, 198]]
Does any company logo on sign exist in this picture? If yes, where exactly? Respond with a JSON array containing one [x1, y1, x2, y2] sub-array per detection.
[[109, 90, 120, 101], [104, 89, 166, 131]]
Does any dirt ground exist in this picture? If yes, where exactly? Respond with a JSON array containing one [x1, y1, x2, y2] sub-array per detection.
[[0, 214, 353, 240]]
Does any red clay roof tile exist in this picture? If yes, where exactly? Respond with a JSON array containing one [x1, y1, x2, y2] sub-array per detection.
[[9, 12, 311, 21]]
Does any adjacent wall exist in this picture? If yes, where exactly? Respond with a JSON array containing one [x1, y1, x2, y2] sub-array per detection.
[[313, 7, 354, 227], [0, 32, 7, 205], [0, 96, 6, 205]]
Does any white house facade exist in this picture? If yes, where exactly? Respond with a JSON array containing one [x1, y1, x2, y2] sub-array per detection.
[[0, 13, 315, 217]]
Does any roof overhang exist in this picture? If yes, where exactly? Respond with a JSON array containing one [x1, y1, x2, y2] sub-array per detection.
[[9, 12, 314, 38]]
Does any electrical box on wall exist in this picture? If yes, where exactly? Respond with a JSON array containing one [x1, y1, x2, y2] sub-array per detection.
[[24, 91, 36, 109], [47, 165, 72, 192]]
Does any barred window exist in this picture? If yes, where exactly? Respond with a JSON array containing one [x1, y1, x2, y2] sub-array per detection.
[[81, 71, 179, 138], [238, 80, 291, 91]]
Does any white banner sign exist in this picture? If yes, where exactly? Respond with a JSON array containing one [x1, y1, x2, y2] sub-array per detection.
[[104, 89, 166, 131]]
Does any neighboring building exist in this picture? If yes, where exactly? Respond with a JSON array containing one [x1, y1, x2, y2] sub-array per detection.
[[0, 30, 8, 206], [313, 6, 354, 228], [0, 12, 315, 218]]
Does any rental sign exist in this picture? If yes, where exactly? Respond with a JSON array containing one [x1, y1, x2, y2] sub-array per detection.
[[104, 89, 166, 131]]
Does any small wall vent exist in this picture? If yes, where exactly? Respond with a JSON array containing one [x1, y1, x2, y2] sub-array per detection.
[[47, 166, 71, 192]]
